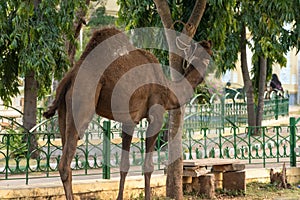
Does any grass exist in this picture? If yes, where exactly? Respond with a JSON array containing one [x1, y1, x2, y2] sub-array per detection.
[[140, 182, 300, 200], [241, 182, 300, 200]]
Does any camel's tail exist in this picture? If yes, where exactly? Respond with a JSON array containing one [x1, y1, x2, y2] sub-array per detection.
[[43, 104, 57, 119], [43, 73, 72, 119]]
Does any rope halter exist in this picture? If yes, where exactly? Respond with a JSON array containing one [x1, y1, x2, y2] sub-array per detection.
[[175, 37, 198, 70]]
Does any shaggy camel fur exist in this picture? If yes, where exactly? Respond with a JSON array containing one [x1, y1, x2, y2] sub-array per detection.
[[44, 27, 212, 200]]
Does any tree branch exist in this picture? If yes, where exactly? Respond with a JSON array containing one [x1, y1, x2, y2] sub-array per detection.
[[153, 0, 173, 29], [154, 0, 207, 74], [67, 0, 91, 66], [184, 0, 207, 37]]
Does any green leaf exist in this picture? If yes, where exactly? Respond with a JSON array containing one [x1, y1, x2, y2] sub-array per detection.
[[9, 39, 17, 49]]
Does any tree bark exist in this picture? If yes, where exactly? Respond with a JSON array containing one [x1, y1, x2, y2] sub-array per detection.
[[240, 24, 256, 128], [166, 109, 184, 199], [154, 1, 207, 199], [23, 70, 39, 158], [270, 163, 287, 188], [21, 0, 41, 159], [256, 56, 267, 128], [67, 0, 91, 66]]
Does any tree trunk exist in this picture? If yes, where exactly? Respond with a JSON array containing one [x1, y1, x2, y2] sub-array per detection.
[[256, 56, 267, 128], [23, 70, 39, 158], [154, 1, 207, 199], [240, 24, 256, 128], [21, 0, 41, 159], [166, 108, 184, 199], [270, 163, 288, 188]]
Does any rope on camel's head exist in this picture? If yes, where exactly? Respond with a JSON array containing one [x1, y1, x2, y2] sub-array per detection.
[[171, 21, 198, 70], [176, 37, 198, 69]]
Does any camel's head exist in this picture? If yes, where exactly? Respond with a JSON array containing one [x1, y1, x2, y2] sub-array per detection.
[[176, 38, 212, 76], [176, 37, 212, 67]]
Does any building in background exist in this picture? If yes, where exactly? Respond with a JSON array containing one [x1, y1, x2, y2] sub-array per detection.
[[105, 0, 119, 16]]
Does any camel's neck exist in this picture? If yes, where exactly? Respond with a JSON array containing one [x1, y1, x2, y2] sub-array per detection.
[[165, 61, 207, 110]]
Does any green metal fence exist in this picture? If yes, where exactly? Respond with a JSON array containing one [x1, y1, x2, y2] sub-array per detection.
[[182, 125, 295, 167], [0, 93, 292, 184], [184, 92, 289, 129], [1, 116, 299, 184]]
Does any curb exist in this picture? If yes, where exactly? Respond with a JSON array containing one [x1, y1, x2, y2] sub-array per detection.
[[1, 167, 300, 199]]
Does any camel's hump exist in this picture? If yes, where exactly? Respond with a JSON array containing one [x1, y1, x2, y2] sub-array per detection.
[[79, 27, 129, 62]]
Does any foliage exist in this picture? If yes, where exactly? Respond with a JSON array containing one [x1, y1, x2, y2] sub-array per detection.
[[116, 0, 237, 75], [88, 6, 116, 28], [0, 0, 87, 104], [194, 80, 225, 104], [244, 1, 284, 91], [117, 0, 162, 30], [116, 0, 300, 128], [194, 84, 212, 104], [214, 0, 300, 88], [117, 0, 169, 70], [75, 4, 116, 61], [117, 0, 300, 94]]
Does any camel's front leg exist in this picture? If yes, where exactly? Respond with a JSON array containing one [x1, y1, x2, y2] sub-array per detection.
[[117, 123, 135, 200], [144, 104, 165, 200]]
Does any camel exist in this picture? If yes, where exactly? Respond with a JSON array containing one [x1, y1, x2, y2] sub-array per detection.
[[43, 27, 212, 200]]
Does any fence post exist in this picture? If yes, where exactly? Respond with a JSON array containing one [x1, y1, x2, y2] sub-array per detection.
[[103, 120, 111, 179], [5, 134, 10, 180], [25, 131, 31, 185], [221, 98, 225, 127], [233, 127, 237, 159], [289, 117, 296, 167], [275, 95, 279, 120]]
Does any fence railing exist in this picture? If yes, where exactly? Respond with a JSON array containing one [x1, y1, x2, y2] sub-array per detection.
[[184, 92, 289, 129], [1, 115, 299, 184], [0, 92, 292, 184]]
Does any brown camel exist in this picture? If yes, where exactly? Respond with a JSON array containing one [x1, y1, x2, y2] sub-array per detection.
[[43, 27, 212, 200]]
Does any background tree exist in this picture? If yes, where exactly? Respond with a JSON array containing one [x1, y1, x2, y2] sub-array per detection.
[[215, 0, 300, 128], [0, 0, 89, 157], [248, 1, 300, 127]]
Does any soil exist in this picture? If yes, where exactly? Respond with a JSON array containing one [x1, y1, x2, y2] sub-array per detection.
[[183, 182, 300, 200]]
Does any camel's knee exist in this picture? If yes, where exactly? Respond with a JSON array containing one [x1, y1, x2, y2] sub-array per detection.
[[59, 162, 71, 182], [119, 150, 131, 172], [120, 162, 130, 173], [143, 162, 154, 174]]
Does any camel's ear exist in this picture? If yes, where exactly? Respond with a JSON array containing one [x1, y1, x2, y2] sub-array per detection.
[[199, 40, 212, 49], [199, 40, 213, 56], [207, 40, 213, 48]]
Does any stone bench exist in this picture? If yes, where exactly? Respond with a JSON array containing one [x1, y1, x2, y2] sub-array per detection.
[[182, 158, 246, 198]]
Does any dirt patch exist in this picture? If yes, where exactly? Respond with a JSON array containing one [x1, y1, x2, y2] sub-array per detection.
[[181, 182, 300, 200]]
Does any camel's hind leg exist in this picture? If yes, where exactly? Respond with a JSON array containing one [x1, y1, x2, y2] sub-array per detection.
[[58, 97, 67, 147], [144, 105, 165, 200], [58, 104, 78, 199], [58, 90, 94, 200], [117, 123, 135, 200]]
